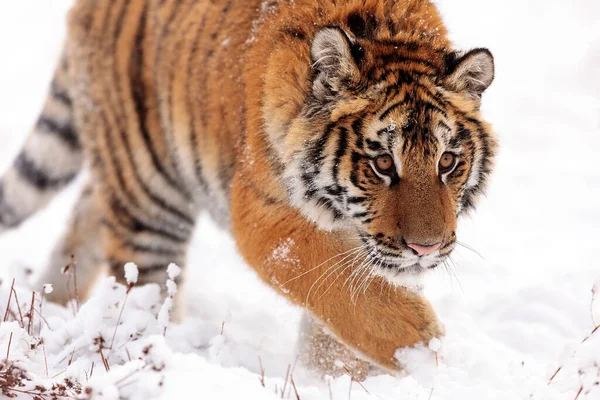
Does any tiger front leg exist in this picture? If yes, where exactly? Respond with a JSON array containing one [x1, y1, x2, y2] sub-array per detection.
[[231, 175, 444, 374]]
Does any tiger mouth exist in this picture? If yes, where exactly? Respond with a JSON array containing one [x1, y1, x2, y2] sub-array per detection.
[[361, 237, 456, 274]]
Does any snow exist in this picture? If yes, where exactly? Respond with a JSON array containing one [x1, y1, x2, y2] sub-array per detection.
[[124, 263, 139, 285], [166, 263, 180, 281], [0, 0, 599, 399]]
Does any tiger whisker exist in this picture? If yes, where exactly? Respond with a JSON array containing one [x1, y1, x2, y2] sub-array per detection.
[[304, 247, 365, 306], [455, 240, 485, 260], [317, 250, 366, 301], [351, 259, 374, 305], [282, 246, 363, 287], [348, 256, 372, 296], [443, 257, 465, 294], [313, 250, 366, 299]]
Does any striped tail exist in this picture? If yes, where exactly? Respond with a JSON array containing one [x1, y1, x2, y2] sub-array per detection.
[[0, 55, 83, 233]]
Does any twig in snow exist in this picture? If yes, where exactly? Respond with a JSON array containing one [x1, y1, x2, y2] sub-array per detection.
[[42, 339, 49, 378], [71, 255, 80, 313], [33, 306, 51, 332], [5, 332, 13, 360], [290, 376, 301, 400], [89, 362, 95, 380], [428, 387, 435, 400], [52, 369, 67, 379], [11, 287, 24, 328], [281, 364, 291, 398], [27, 291, 35, 335], [342, 366, 369, 394], [258, 356, 266, 387], [592, 285, 598, 327], [348, 377, 352, 400], [94, 337, 111, 372], [99, 345, 110, 372], [110, 287, 132, 350], [549, 283, 600, 385], [39, 285, 47, 334], [574, 371, 584, 400], [62, 255, 80, 315], [3, 278, 15, 322]]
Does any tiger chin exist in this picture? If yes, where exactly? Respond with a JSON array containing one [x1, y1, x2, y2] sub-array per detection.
[[0, 0, 496, 378]]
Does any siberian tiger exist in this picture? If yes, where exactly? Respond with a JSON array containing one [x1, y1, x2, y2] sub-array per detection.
[[0, 0, 497, 376]]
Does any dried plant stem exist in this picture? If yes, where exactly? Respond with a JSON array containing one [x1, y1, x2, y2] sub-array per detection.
[[6, 332, 13, 360], [109, 287, 132, 350], [3, 278, 15, 322], [342, 366, 369, 394], [71, 255, 80, 313], [42, 340, 49, 377], [27, 291, 35, 335], [99, 345, 110, 372], [281, 364, 291, 398], [38, 290, 45, 335], [549, 283, 600, 385], [258, 356, 266, 387], [592, 284, 598, 327], [290, 376, 301, 400], [89, 362, 95, 379], [11, 287, 24, 328]]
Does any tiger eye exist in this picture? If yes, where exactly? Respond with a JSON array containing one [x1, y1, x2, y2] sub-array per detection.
[[375, 155, 395, 175], [439, 152, 457, 173]]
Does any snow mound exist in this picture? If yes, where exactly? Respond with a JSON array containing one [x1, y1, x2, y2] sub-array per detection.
[[1, 272, 600, 399]]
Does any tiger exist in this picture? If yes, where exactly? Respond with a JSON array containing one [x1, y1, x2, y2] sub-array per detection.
[[0, 0, 497, 377]]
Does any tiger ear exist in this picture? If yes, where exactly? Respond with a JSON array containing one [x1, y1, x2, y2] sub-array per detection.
[[310, 26, 362, 99], [445, 48, 495, 98]]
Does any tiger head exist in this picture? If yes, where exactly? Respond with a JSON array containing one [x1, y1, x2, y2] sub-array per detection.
[[272, 25, 497, 284]]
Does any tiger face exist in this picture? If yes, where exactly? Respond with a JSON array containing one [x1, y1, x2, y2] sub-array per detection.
[[282, 27, 497, 283]]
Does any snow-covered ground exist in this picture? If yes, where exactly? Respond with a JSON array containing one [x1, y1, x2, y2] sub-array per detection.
[[0, 1, 599, 399]]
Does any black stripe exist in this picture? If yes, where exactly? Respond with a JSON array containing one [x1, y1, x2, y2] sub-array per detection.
[[102, 220, 183, 256], [365, 139, 382, 151], [280, 26, 307, 41], [315, 197, 344, 221], [332, 127, 348, 183], [106, 194, 190, 243], [14, 152, 76, 190], [36, 116, 80, 150], [379, 101, 404, 121], [347, 196, 367, 204], [0, 183, 19, 228], [301, 123, 336, 190], [352, 211, 370, 219], [50, 79, 72, 107]]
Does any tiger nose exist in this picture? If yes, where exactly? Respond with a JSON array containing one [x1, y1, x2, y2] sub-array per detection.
[[407, 242, 442, 256]]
